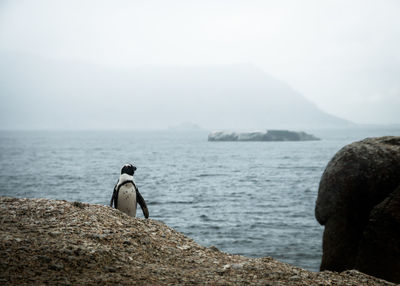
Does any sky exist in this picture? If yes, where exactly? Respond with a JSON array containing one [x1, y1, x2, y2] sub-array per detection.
[[0, 0, 399, 126]]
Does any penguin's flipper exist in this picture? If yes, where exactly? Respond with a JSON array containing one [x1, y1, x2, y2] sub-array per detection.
[[136, 189, 149, 218], [110, 184, 118, 208]]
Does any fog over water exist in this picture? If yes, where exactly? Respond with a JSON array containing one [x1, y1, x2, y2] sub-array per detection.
[[1, 0, 400, 129], [1, 0, 400, 273]]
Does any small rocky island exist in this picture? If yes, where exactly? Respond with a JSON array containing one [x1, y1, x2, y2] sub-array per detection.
[[0, 197, 394, 285], [208, 130, 320, 142]]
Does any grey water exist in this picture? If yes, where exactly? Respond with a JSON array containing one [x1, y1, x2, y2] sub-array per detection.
[[1, 128, 399, 271]]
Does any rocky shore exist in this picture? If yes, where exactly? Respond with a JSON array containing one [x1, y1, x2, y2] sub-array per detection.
[[0, 197, 395, 285]]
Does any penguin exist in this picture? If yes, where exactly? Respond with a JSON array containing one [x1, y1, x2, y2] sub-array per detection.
[[110, 163, 149, 218]]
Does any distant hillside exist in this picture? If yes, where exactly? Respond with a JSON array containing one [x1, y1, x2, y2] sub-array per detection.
[[0, 52, 353, 130]]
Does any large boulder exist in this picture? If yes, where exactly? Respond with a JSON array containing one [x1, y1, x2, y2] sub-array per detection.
[[315, 136, 400, 283]]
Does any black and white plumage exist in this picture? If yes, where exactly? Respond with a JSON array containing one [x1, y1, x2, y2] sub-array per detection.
[[110, 164, 149, 218]]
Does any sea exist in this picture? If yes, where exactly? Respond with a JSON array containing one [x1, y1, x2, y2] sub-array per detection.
[[1, 127, 399, 271]]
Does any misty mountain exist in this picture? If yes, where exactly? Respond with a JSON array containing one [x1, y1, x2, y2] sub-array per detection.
[[0, 52, 352, 130]]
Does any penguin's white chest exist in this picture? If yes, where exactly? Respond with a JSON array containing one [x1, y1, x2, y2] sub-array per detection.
[[117, 183, 137, 217]]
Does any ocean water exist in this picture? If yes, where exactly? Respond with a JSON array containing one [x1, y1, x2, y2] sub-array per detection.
[[1, 128, 399, 271]]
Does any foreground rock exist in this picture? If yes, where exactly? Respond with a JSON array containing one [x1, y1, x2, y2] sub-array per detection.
[[315, 136, 400, 283], [0, 197, 394, 285], [208, 130, 320, 142]]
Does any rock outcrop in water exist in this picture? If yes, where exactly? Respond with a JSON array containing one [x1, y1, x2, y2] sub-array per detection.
[[208, 130, 320, 142], [315, 136, 400, 283], [0, 197, 394, 285]]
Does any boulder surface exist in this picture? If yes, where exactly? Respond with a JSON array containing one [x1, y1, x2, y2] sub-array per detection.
[[315, 136, 400, 283]]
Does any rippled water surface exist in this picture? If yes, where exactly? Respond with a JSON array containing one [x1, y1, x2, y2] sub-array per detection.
[[1, 128, 399, 271]]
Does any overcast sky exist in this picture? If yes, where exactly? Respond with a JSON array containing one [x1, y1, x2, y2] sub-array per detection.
[[0, 0, 399, 125]]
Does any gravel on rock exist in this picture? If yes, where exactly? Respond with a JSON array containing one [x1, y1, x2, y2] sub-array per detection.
[[0, 197, 396, 285]]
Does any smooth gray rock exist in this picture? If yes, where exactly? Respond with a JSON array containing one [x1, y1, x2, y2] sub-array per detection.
[[315, 136, 400, 283], [356, 185, 400, 283]]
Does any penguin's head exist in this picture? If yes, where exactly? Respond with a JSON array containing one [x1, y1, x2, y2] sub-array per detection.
[[121, 163, 136, 176]]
